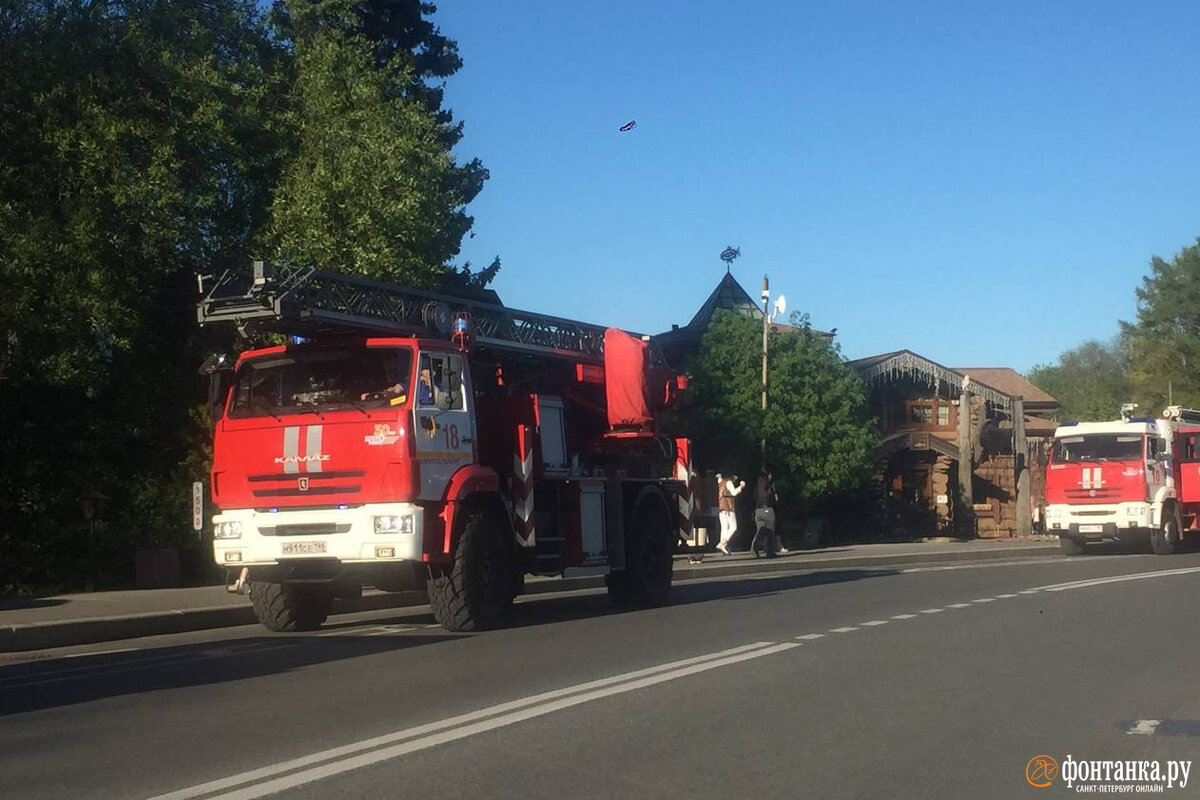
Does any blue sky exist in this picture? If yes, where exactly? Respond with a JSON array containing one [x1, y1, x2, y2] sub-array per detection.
[[433, 1, 1200, 373]]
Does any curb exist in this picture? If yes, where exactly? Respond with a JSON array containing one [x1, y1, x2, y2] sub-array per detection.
[[0, 543, 1058, 652]]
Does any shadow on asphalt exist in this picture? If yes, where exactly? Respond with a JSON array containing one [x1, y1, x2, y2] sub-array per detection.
[[0, 630, 462, 717], [0, 566, 898, 716], [0, 597, 69, 611]]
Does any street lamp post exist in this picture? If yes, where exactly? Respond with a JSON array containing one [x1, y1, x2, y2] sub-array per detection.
[[761, 275, 770, 472]]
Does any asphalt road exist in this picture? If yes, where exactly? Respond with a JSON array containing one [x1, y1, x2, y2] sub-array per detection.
[[3, 550, 1200, 799]]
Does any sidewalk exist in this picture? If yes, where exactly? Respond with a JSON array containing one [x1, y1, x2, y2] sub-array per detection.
[[0, 538, 1060, 652]]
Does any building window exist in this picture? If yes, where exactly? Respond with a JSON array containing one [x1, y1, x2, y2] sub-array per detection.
[[909, 403, 933, 424], [937, 404, 950, 426]]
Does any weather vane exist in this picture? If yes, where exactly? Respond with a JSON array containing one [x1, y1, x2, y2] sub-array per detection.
[[719, 245, 740, 273]]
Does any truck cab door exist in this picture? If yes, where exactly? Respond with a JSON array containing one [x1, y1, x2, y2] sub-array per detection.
[[413, 351, 475, 501]]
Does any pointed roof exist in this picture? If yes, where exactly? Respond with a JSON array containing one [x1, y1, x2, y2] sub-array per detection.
[[954, 368, 1058, 410], [688, 271, 761, 327]]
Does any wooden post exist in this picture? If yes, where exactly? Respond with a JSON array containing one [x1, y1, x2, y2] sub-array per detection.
[[957, 381, 974, 536], [1014, 395, 1032, 537]]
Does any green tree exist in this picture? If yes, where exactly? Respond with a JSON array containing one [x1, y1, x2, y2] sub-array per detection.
[[0, 0, 280, 591], [685, 310, 877, 503], [267, 0, 487, 285], [1027, 338, 1132, 422], [1120, 239, 1200, 411]]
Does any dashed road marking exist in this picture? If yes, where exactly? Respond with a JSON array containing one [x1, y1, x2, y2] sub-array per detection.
[[860, 620, 888, 627], [995, 593, 1018, 599], [829, 627, 858, 633], [947, 603, 971, 608], [891, 614, 917, 620], [972, 598, 996, 604], [1018, 589, 1040, 595], [1125, 719, 1162, 736], [921, 608, 944, 614], [796, 634, 825, 641]]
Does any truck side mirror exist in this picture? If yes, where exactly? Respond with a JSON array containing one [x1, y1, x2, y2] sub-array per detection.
[[199, 353, 232, 424]]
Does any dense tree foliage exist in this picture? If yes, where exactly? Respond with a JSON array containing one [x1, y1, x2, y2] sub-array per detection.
[[1027, 339, 1132, 422], [0, 0, 485, 592], [684, 311, 877, 504], [1121, 239, 1200, 412]]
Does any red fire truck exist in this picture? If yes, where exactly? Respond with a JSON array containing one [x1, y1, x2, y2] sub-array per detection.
[[198, 262, 695, 632], [1045, 405, 1200, 556]]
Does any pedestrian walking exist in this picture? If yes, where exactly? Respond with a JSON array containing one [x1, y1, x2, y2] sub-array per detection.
[[716, 472, 745, 554], [750, 472, 781, 557]]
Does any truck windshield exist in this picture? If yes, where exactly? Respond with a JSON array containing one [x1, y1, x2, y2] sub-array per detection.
[[228, 347, 412, 418], [1053, 434, 1143, 463]]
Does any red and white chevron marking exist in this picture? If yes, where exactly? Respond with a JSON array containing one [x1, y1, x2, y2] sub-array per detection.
[[674, 438, 694, 541], [513, 424, 535, 546]]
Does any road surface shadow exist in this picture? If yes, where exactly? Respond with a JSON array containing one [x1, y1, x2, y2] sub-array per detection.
[[0, 565, 896, 716], [0, 598, 69, 611], [0, 629, 461, 717]]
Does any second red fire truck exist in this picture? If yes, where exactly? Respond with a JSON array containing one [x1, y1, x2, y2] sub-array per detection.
[[198, 262, 695, 633], [1046, 404, 1200, 555]]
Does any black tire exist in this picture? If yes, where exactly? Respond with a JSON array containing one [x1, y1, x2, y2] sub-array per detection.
[[1151, 511, 1179, 555], [607, 488, 675, 608], [427, 511, 511, 632], [248, 581, 331, 632], [1059, 536, 1085, 556]]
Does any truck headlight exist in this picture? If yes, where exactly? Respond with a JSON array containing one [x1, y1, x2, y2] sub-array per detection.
[[1046, 507, 1061, 519], [374, 514, 414, 535], [214, 521, 243, 539]]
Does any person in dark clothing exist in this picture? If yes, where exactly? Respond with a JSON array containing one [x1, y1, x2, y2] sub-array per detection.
[[750, 472, 783, 557]]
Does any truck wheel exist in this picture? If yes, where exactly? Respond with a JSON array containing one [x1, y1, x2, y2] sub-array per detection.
[[248, 581, 332, 632], [1059, 537, 1085, 556], [607, 488, 674, 608], [427, 511, 510, 632], [1151, 514, 1179, 555]]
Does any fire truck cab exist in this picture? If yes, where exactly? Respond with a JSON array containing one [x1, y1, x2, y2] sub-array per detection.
[[1045, 406, 1200, 556]]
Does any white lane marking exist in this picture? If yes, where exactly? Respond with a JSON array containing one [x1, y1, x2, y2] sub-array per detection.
[[995, 593, 1018, 599], [860, 620, 888, 627], [829, 627, 858, 633], [900, 558, 1073, 574], [58, 647, 137, 659], [891, 614, 917, 620], [1126, 719, 1162, 736], [1032, 567, 1200, 593], [1018, 589, 1040, 595], [972, 598, 996, 604], [947, 603, 972, 609], [796, 634, 825, 640], [145, 642, 782, 800], [920, 608, 944, 614]]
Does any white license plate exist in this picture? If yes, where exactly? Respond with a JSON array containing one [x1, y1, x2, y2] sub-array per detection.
[[1078, 524, 1104, 534], [281, 541, 327, 555]]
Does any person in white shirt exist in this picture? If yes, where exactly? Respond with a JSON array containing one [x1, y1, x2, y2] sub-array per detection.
[[716, 473, 745, 554]]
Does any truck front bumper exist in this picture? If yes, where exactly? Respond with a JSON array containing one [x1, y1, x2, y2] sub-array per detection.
[[212, 503, 425, 568], [1047, 502, 1151, 543]]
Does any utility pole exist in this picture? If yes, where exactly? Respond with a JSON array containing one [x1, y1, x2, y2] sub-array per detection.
[[761, 274, 770, 472]]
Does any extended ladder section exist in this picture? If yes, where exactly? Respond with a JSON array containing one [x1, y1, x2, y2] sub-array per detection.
[[1163, 406, 1200, 425], [198, 262, 615, 362]]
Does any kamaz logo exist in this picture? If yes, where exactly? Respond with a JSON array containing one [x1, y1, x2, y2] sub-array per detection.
[[274, 455, 330, 464]]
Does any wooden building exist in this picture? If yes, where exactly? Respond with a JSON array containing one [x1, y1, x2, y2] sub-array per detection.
[[849, 351, 1058, 538]]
